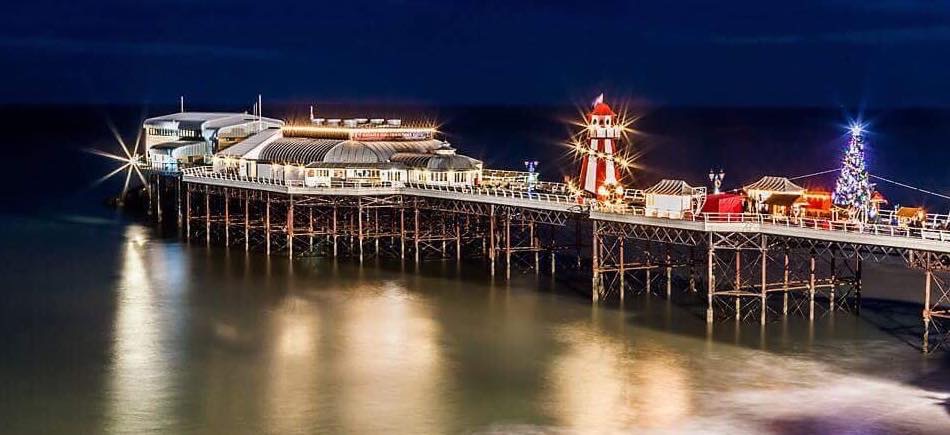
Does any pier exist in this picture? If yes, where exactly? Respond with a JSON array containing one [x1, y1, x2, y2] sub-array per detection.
[[126, 105, 950, 354], [141, 166, 950, 353]]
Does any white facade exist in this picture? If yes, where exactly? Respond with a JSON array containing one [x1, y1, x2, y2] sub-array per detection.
[[144, 112, 283, 172], [645, 194, 693, 219]]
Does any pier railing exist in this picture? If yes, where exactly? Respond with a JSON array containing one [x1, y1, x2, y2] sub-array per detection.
[[182, 166, 950, 243], [182, 166, 582, 206], [405, 182, 579, 205], [598, 205, 950, 243]]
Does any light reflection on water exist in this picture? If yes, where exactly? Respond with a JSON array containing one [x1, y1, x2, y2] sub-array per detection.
[[17, 223, 949, 433], [107, 225, 175, 434]]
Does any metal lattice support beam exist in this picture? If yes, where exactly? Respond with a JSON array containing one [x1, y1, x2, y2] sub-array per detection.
[[907, 251, 950, 353]]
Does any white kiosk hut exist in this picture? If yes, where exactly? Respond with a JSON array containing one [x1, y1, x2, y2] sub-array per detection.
[[743, 176, 806, 215], [643, 179, 706, 219]]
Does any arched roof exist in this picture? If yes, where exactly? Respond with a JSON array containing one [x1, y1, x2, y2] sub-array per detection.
[[254, 137, 469, 167], [390, 153, 480, 171], [258, 138, 339, 164], [324, 140, 382, 163]]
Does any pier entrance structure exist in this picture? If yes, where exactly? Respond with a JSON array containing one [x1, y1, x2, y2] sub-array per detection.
[[142, 109, 950, 353]]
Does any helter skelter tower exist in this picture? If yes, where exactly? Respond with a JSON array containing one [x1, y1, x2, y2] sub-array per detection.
[[578, 94, 624, 202]]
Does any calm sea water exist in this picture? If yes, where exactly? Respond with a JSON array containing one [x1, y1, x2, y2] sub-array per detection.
[[0, 105, 948, 433]]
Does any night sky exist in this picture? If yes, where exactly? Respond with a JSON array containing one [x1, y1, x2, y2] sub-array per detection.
[[3, 0, 950, 106]]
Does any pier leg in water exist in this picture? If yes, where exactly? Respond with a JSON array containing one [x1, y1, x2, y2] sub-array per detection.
[[530, 221, 539, 273], [287, 195, 294, 259], [923, 262, 932, 353], [783, 250, 789, 316], [855, 257, 862, 314], [176, 177, 182, 230], [760, 235, 768, 325], [244, 194, 249, 252], [735, 250, 741, 321], [205, 185, 211, 245], [185, 186, 191, 241], [332, 206, 338, 257], [618, 237, 625, 304], [666, 251, 672, 298], [706, 241, 715, 323], [357, 199, 363, 263], [400, 206, 405, 260], [505, 215, 511, 280], [809, 251, 816, 321], [413, 205, 420, 264], [489, 206, 496, 276], [224, 188, 229, 247], [592, 220, 600, 303], [155, 175, 162, 223], [265, 193, 271, 256]]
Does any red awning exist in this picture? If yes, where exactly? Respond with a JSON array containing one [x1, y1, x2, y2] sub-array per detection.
[[701, 193, 745, 214]]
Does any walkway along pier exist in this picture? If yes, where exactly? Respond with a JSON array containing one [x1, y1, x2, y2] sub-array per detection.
[[139, 168, 950, 353]]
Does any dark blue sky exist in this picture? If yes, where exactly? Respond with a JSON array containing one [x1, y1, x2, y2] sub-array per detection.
[[3, 0, 950, 106]]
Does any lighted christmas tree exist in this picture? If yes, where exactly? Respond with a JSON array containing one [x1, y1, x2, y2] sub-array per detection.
[[832, 124, 873, 219]]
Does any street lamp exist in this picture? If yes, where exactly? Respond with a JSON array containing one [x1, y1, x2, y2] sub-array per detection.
[[524, 160, 539, 192], [708, 168, 725, 194]]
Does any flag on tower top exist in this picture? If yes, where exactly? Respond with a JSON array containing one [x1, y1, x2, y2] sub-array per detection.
[[592, 93, 604, 108]]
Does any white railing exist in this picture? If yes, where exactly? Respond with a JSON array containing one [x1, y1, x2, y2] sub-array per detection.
[[598, 205, 950, 243], [181, 167, 403, 189], [405, 182, 579, 205], [180, 166, 950, 244], [182, 166, 582, 207], [701, 212, 950, 242]]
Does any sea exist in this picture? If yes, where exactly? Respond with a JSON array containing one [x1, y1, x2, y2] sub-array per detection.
[[0, 104, 948, 434]]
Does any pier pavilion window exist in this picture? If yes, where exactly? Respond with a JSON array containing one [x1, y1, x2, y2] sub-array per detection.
[[350, 168, 380, 179]]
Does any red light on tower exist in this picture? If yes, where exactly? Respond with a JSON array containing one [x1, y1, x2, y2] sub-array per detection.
[[578, 94, 623, 202]]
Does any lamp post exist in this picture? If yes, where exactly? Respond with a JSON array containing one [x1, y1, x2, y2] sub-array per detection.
[[524, 160, 539, 192], [709, 168, 725, 194]]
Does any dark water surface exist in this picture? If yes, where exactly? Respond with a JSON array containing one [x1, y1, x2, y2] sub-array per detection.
[[1, 215, 948, 434], [1, 105, 949, 433]]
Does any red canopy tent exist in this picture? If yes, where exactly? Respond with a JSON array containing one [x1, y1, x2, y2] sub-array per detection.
[[701, 193, 745, 214]]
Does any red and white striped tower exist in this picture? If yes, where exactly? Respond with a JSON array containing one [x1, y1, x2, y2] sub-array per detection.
[[578, 94, 623, 201]]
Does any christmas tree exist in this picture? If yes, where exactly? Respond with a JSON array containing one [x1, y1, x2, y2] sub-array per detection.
[[832, 124, 873, 219]]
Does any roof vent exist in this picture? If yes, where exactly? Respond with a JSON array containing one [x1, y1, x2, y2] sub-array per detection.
[[387, 119, 402, 126]]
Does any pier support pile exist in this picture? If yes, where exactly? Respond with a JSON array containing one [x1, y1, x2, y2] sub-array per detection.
[[591, 219, 862, 325], [179, 182, 581, 279]]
